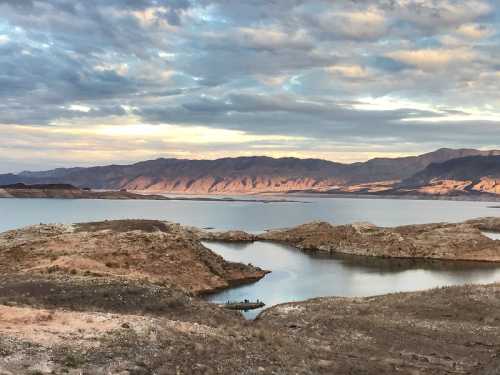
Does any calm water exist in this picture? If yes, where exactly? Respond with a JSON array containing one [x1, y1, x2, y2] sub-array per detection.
[[0, 197, 499, 233], [204, 241, 500, 319], [484, 232, 500, 240], [1, 197, 499, 318]]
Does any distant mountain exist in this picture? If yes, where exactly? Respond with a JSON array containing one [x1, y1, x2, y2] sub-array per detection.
[[397, 155, 500, 196], [1, 148, 499, 194], [346, 148, 500, 183], [402, 155, 500, 186]]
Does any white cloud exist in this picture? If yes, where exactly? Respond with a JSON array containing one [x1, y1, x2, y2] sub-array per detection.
[[326, 65, 371, 79], [0, 35, 10, 44], [94, 63, 129, 76], [456, 23, 494, 39], [386, 48, 476, 71]]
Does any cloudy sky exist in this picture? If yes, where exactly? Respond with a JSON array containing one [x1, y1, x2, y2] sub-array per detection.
[[1, 0, 499, 172]]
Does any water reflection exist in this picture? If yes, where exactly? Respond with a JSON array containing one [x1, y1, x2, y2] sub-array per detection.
[[204, 241, 500, 319]]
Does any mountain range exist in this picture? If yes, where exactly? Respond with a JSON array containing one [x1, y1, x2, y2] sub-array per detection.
[[1, 148, 500, 197]]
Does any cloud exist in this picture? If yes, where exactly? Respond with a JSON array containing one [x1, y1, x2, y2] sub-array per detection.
[[232, 27, 313, 51], [386, 48, 476, 71], [316, 10, 387, 41], [326, 65, 371, 79], [387, 0, 493, 31], [0, 0, 498, 171], [456, 23, 494, 39]]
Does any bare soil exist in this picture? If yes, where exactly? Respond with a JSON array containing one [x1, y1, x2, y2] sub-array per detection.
[[1, 219, 500, 374], [259, 283, 500, 374]]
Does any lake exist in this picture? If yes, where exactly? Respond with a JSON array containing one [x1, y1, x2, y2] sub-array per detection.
[[0, 196, 498, 233], [204, 241, 500, 318], [1, 197, 499, 318]]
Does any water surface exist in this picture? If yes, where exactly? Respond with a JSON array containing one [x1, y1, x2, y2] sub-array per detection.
[[205, 241, 500, 319], [484, 232, 500, 240], [1, 197, 498, 233]]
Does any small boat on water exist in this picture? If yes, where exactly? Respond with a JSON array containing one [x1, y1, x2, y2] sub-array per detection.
[[222, 299, 265, 311]]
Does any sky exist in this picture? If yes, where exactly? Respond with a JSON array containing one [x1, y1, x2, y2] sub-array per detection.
[[1, 0, 499, 172]]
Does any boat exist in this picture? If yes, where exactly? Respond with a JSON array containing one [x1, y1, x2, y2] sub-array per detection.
[[221, 299, 265, 311]]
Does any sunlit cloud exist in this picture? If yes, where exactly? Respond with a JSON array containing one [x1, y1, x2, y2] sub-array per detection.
[[97, 123, 308, 145], [326, 65, 371, 79], [386, 48, 476, 71], [456, 23, 494, 39]]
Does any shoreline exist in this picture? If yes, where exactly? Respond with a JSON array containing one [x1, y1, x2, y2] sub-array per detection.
[[2, 184, 500, 203], [204, 218, 500, 263], [132, 188, 500, 203], [0, 188, 305, 203], [1, 219, 500, 373], [284, 191, 500, 203]]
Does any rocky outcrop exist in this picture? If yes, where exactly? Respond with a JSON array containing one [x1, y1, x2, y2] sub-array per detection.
[[258, 218, 500, 261], [200, 230, 258, 242], [0, 219, 268, 295]]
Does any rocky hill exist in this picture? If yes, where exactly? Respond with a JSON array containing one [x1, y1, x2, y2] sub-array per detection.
[[1, 148, 499, 194], [0, 219, 267, 295], [398, 156, 500, 196], [344, 147, 500, 183]]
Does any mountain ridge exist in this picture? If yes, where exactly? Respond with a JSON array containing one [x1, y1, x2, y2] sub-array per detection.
[[1, 148, 499, 195], [395, 155, 500, 196]]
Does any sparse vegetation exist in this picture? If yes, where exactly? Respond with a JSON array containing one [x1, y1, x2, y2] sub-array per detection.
[[0, 220, 499, 373]]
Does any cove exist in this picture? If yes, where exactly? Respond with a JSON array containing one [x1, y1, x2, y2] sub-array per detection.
[[204, 241, 500, 319]]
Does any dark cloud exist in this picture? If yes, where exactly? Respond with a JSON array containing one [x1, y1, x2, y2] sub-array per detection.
[[136, 92, 450, 141]]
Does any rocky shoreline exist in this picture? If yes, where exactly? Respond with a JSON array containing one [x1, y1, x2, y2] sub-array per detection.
[[201, 217, 500, 262], [1, 219, 500, 373], [0, 184, 168, 200], [0, 184, 303, 203]]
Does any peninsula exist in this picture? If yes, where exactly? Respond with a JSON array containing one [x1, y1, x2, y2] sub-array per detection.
[[0, 183, 299, 203]]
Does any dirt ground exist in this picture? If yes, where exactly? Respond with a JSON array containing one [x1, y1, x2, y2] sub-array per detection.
[[260, 283, 500, 374], [1, 219, 500, 374]]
